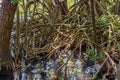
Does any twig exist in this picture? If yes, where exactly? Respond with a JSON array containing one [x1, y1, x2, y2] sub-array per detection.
[[92, 57, 108, 79]]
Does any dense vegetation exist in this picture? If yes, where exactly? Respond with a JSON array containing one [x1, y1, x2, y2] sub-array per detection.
[[0, 0, 120, 80]]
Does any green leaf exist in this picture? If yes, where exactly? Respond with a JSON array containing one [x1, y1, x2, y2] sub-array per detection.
[[11, 0, 20, 3], [116, 44, 120, 48]]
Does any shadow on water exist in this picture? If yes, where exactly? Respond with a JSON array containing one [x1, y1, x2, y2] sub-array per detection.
[[0, 67, 14, 80]]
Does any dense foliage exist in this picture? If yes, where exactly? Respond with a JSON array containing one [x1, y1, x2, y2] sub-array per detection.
[[1, 0, 120, 80]]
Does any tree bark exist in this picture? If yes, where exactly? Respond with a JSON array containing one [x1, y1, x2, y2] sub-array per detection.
[[0, 0, 17, 68], [0, 0, 17, 80], [55, 0, 68, 15]]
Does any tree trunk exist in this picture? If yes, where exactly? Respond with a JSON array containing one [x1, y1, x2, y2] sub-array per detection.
[[55, 0, 68, 15], [0, 0, 17, 80]]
